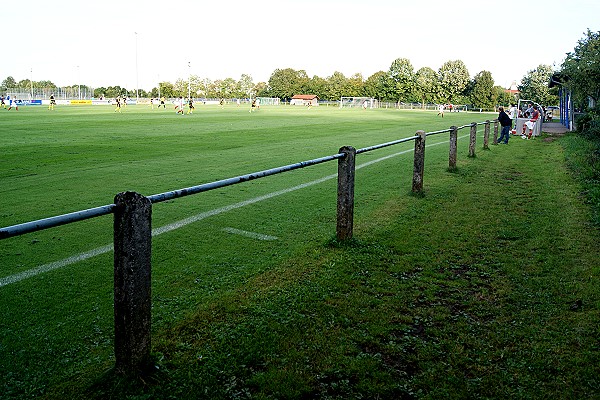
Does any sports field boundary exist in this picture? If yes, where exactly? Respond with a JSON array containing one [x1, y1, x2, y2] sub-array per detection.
[[0, 119, 498, 375], [0, 134, 469, 289]]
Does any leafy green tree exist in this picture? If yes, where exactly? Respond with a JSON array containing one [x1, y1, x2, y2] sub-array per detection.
[[363, 71, 388, 100], [388, 58, 415, 102], [494, 86, 515, 108], [438, 60, 470, 102], [94, 87, 107, 98], [561, 29, 600, 108], [325, 71, 350, 101], [210, 78, 237, 99], [255, 81, 269, 97], [415, 67, 440, 106], [1, 76, 17, 91], [17, 79, 32, 89], [158, 82, 175, 98], [470, 70, 495, 109], [187, 75, 208, 98], [237, 74, 255, 99], [173, 78, 189, 97], [518, 64, 557, 105], [36, 80, 56, 89], [267, 68, 309, 100], [305, 75, 327, 99], [347, 73, 365, 97]]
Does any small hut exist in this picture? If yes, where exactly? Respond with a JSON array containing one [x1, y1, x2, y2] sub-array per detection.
[[290, 94, 319, 106]]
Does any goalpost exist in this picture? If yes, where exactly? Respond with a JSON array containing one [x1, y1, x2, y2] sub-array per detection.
[[257, 97, 280, 106], [340, 97, 377, 109]]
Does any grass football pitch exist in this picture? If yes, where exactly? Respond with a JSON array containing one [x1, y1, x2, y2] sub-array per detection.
[[4, 105, 597, 398], [0, 104, 481, 395]]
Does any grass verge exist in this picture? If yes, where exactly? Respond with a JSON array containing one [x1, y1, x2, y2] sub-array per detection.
[[76, 133, 600, 399]]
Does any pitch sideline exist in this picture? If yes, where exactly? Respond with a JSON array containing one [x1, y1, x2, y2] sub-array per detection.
[[0, 136, 463, 288]]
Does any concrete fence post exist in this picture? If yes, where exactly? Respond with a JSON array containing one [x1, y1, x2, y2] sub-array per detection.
[[449, 126, 458, 171], [483, 120, 490, 150], [412, 130, 426, 194], [468, 123, 477, 158], [337, 146, 356, 241], [493, 120, 499, 145], [113, 191, 153, 375]]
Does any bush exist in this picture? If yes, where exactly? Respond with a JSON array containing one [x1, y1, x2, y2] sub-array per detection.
[[575, 106, 600, 137]]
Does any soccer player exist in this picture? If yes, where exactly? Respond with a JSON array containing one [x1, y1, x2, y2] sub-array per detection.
[[114, 96, 122, 113], [159, 96, 166, 108], [175, 97, 184, 114], [48, 94, 56, 110], [437, 104, 445, 118], [7, 97, 18, 111], [150, 98, 154, 109], [1, 95, 5, 109], [187, 98, 195, 114]]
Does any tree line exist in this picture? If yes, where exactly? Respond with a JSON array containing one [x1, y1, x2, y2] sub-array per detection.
[[558, 29, 600, 133], [1, 58, 558, 108]]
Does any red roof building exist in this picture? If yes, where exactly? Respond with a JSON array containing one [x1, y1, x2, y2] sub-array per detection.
[[290, 94, 319, 106]]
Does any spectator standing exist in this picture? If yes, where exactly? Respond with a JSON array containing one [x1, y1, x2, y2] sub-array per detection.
[[497, 106, 512, 144]]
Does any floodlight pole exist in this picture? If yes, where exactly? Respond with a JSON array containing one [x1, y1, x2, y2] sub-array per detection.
[[77, 65, 81, 100], [30, 68, 34, 100], [188, 61, 191, 99], [135, 32, 139, 102]]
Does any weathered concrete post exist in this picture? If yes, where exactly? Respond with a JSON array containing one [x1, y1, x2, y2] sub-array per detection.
[[483, 120, 490, 150], [412, 130, 426, 194], [493, 120, 499, 145], [113, 191, 153, 375], [448, 126, 458, 172], [468, 123, 477, 158], [337, 146, 356, 241]]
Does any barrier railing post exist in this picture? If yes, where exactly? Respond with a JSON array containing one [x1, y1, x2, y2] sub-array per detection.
[[449, 126, 458, 172], [113, 191, 153, 375], [493, 120, 499, 145], [412, 130, 426, 194], [337, 146, 356, 241], [483, 120, 490, 150], [468, 123, 477, 158]]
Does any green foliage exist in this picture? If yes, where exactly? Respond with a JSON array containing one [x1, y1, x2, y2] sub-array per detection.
[[562, 130, 600, 225], [305, 75, 328, 99], [575, 106, 600, 138], [325, 71, 351, 100], [438, 60, 470, 102], [1, 76, 17, 91], [494, 85, 515, 107], [470, 70, 495, 109], [518, 64, 558, 105], [388, 58, 416, 102], [561, 29, 600, 107], [267, 68, 309, 100], [415, 67, 440, 106]]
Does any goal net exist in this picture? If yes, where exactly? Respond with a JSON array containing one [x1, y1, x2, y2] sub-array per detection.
[[257, 97, 280, 106], [340, 97, 377, 109]]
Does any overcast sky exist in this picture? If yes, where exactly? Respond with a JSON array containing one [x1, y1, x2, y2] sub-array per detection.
[[3, 0, 598, 91]]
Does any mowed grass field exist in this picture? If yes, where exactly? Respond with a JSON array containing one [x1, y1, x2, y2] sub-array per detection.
[[1, 105, 599, 399]]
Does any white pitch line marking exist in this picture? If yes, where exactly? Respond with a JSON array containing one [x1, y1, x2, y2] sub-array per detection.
[[0, 134, 468, 288], [222, 227, 278, 241]]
